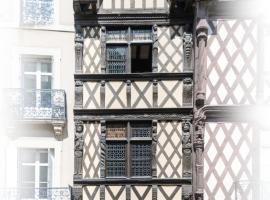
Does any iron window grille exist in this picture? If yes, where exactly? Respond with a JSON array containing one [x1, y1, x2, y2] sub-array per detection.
[[21, 0, 54, 25], [105, 121, 152, 177], [105, 27, 153, 74], [106, 45, 128, 74]]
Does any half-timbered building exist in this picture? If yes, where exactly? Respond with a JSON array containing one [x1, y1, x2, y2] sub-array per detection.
[[73, 0, 270, 199]]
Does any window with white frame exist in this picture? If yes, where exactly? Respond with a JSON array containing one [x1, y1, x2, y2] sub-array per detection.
[[18, 148, 54, 199], [21, 55, 53, 107], [21, 0, 55, 25]]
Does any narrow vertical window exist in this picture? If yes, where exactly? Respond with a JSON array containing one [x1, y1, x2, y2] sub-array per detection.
[[21, 55, 53, 108], [18, 149, 54, 199]]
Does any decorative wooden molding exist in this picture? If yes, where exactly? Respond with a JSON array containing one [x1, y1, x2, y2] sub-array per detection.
[[193, 111, 206, 200], [126, 80, 131, 108], [183, 78, 193, 107], [152, 120, 158, 178], [153, 80, 158, 108], [71, 186, 82, 200], [195, 19, 208, 108], [193, 5, 208, 198], [74, 177, 192, 185], [101, 26, 106, 73], [74, 107, 193, 116], [100, 120, 106, 178], [152, 185, 157, 200], [74, 120, 84, 180], [182, 120, 192, 177], [126, 185, 131, 200], [100, 185, 105, 200], [152, 24, 158, 73], [100, 81, 105, 108], [75, 80, 84, 109], [183, 32, 193, 71], [75, 26, 84, 73], [182, 120, 192, 200], [74, 72, 193, 81]]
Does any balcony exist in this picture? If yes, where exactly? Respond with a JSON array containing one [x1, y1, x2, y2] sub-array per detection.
[[0, 187, 71, 200], [3, 89, 66, 138]]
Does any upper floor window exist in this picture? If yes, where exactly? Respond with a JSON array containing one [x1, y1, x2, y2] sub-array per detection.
[[105, 121, 152, 177], [106, 27, 153, 74], [18, 148, 54, 199], [21, 0, 55, 25], [21, 55, 53, 107]]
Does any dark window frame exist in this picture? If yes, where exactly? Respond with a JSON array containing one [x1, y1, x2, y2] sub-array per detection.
[[105, 121, 152, 178], [105, 27, 153, 74]]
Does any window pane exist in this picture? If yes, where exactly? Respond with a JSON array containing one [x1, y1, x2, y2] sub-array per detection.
[[132, 29, 152, 41], [106, 46, 127, 74], [21, 149, 36, 163], [41, 62, 52, 73], [24, 61, 37, 72], [106, 122, 127, 138], [24, 74, 36, 89], [40, 152, 48, 163], [107, 29, 128, 41], [106, 143, 126, 176], [41, 75, 52, 89], [22, 166, 35, 182], [131, 143, 152, 176], [131, 44, 152, 73], [39, 166, 48, 182], [131, 122, 152, 137]]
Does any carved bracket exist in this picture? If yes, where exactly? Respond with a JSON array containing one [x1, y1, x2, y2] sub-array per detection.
[[153, 80, 158, 108], [74, 120, 84, 180], [152, 24, 158, 73], [75, 81, 83, 109], [182, 120, 192, 200], [193, 112, 206, 200], [183, 78, 193, 107], [183, 33, 193, 71], [101, 26, 106, 73], [75, 26, 84, 73], [52, 121, 65, 139]]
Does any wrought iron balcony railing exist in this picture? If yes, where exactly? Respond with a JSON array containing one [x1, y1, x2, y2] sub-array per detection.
[[0, 187, 71, 200], [4, 89, 66, 121]]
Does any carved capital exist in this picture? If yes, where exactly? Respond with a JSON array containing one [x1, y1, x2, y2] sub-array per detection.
[[74, 120, 84, 179], [196, 19, 208, 47], [75, 30, 84, 73], [183, 33, 193, 71], [153, 80, 158, 107], [152, 24, 158, 72], [183, 78, 193, 107], [75, 80, 83, 87], [75, 81, 83, 109]]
